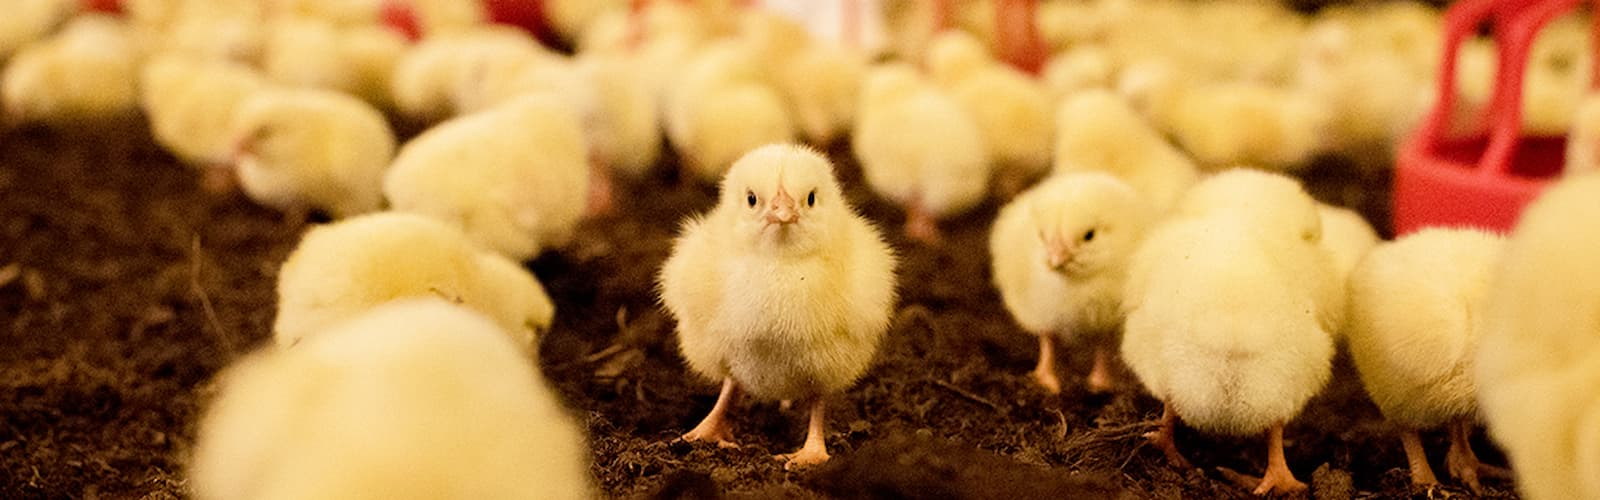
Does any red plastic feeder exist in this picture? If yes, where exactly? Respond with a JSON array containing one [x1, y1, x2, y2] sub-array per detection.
[[380, 0, 555, 44], [1393, 0, 1589, 235]]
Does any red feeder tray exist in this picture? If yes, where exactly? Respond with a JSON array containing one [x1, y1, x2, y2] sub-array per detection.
[[1393, 0, 1590, 235]]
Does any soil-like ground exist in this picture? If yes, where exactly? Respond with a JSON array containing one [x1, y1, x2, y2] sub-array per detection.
[[1, 122, 1520, 499]]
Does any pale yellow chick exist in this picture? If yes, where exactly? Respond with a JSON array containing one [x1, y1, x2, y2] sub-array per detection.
[[1053, 89, 1198, 213], [1120, 61, 1330, 172], [1042, 45, 1116, 102], [229, 87, 396, 219], [1122, 169, 1341, 496], [664, 39, 797, 182], [273, 212, 555, 354], [2, 15, 139, 128], [140, 54, 265, 170], [659, 144, 897, 470], [192, 298, 590, 500], [990, 172, 1155, 395], [383, 95, 589, 261], [389, 26, 545, 124], [1316, 203, 1379, 299], [1478, 173, 1600, 500], [926, 30, 1054, 195], [1346, 228, 1505, 492], [0, 0, 74, 61], [261, 17, 409, 108], [852, 62, 990, 243]]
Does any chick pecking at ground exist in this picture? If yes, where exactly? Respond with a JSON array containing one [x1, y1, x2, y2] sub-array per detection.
[[229, 86, 396, 220], [1121, 169, 1341, 496], [273, 212, 554, 355], [658, 144, 897, 470], [1478, 173, 1600, 500], [2, 14, 140, 129], [383, 94, 589, 261], [1346, 228, 1506, 493], [139, 54, 264, 192], [191, 298, 591, 500], [925, 30, 1054, 198], [1053, 89, 1198, 213], [852, 62, 990, 244], [990, 172, 1155, 395]]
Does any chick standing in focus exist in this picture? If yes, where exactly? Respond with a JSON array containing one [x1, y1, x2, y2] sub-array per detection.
[[659, 144, 897, 469], [1121, 170, 1341, 495], [990, 173, 1155, 394], [1346, 228, 1505, 492], [192, 299, 591, 500], [229, 87, 396, 219], [853, 63, 990, 243], [1478, 173, 1600, 500]]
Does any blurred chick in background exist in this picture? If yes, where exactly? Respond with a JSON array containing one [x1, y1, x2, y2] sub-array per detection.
[[139, 54, 265, 192], [1053, 89, 1197, 213], [664, 38, 796, 183], [853, 62, 990, 244], [990, 172, 1154, 394], [228, 86, 396, 220], [925, 30, 1054, 198], [261, 16, 408, 109], [2, 14, 139, 129], [659, 144, 896, 470], [192, 299, 590, 500], [0, 0, 75, 62]]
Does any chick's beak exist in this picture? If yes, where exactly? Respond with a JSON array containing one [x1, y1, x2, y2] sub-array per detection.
[[1046, 240, 1073, 270], [765, 189, 798, 225]]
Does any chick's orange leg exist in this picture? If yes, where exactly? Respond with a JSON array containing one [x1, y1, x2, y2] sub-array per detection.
[[903, 201, 942, 244], [1086, 346, 1115, 394], [681, 377, 741, 448], [1250, 422, 1307, 496], [586, 158, 616, 217], [1031, 335, 1062, 394], [200, 164, 238, 196], [1400, 428, 1440, 488], [1144, 403, 1191, 469], [776, 398, 831, 470], [1445, 419, 1485, 493]]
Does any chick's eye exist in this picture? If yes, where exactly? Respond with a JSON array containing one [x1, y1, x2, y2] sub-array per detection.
[[746, 191, 757, 207], [807, 190, 816, 207], [1083, 229, 1096, 242]]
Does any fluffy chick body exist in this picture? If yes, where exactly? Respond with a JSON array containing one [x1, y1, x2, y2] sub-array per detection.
[[1053, 89, 1198, 212], [274, 212, 553, 354], [192, 298, 589, 500], [1121, 62, 1329, 171], [1317, 203, 1379, 294], [383, 95, 589, 261], [140, 55, 265, 168], [1478, 173, 1600, 500], [853, 63, 991, 222], [230, 87, 396, 218]]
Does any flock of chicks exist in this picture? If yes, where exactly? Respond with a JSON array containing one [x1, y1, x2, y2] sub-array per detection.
[[5, 0, 1600, 498]]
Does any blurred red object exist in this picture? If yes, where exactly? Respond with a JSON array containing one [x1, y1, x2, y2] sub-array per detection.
[[993, 0, 1044, 75], [1393, 0, 1586, 235], [80, 0, 122, 14], [381, 0, 422, 41], [379, 0, 555, 45]]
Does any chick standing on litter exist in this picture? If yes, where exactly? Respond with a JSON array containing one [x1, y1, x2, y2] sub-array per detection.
[[1478, 173, 1600, 500], [1053, 89, 1198, 213], [658, 144, 897, 469], [383, 94, 589, 261], [1121, 170, 1342, 495], [853, 63, 990, 243], [229, 87, 396, 219], [2, 14, 140, 128], [192, 298, 592, 500], [990, 173, 1155, 394], [925, 30, 1054, 198], [1345, 228, 1505, 492], [274, 212, 554, 355]]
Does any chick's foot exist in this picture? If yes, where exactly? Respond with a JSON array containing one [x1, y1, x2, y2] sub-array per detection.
[[904, 205, 942, 244], [776, 399, 831, 470], [586, 160, 616, 217], [1032, 336, 1062, 394], [1250, 422, 1306, 496], [1399, 429, 1440, 488], [1144, 403, 1191, 469], [1086, 347, 1115, 394], [681, 378, 740, 449], [1445, 420, 1484, 493]]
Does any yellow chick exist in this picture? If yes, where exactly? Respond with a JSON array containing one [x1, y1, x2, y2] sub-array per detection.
[[775, 40, 867, 147], [1346, 228, 1504, 492], [925, 30, 1054, 196], [1042, 44, 1116, 102], [229, 87, 396, 219], [128, 0, 265, 64], [273, 212, 554, 354], [852, 62, 991, 243], [261, 17, 409, 109], [1478, 173, 1600, 500], [265, 0, 385, 26], [664, 39, 797, 182], [1120, 60, 1331, 172], [383, 94, 589, 261], [1122, 169, 1340, 496], [0, 0, 73, 61], [1316, 203, 1379, 298], [389, 26, 545, 125], [1295, 11, 1434, 168], [192, 298, 590, 500], [543, 0, 630, 44], [140, 54, 265, 172], [990, 172, 1155, 394], [658, 144, 897, 469], [1053, 89, 1198, 213], [576, 51, 663, 180], [2, 14, 139, 128]]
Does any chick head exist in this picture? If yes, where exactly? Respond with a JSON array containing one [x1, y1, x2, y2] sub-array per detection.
[[925, 30, 990, 84], [1177, 168, 1323, 244], [719, 143, 845, 255], [1026, 173, 1152, 278]]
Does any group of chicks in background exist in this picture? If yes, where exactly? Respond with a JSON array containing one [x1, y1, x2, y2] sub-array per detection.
[[5, 0, 1600, 498]]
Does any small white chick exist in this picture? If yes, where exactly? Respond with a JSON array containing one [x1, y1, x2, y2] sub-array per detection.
[[383, 94, 589, 261], [1478, 173, 1600, 500], [925, 30, 1055, 196], [274, 212, 554, 354], [140, 54, 265, 170], [658, 144, 897, 469], [192, 298, 591, 500], [852, 62, 991, 243], [990, 172, 1155, 394], [2, 14, 139, 128], [1053, 89, 1198, 213], [664, 39, 797, 182], [229, 87, 396, 219], [0, 0, 74, 61], [261, 18, 409, 108], [1346, 228, 1504, 492], [1122, 169, 1340, 496], [1119, 61, 1330, 172]]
